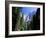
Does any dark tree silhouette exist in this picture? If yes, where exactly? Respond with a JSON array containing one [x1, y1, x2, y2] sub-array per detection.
[[32, 8, 40, 30], [12, 7, 20, 31]]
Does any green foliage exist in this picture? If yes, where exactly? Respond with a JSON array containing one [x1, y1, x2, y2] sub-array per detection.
[[12, 7, 32, 31]]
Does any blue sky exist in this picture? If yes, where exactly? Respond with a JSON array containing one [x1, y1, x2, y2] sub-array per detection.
[[21, 7, 38, 15], [20, 7, 38, 22]]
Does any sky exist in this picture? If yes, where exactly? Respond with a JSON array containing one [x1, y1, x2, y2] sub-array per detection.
[[20, 7, 38, 22], [21, 7, 38, 15]]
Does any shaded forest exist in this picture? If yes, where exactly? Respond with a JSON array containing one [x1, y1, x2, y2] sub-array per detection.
[[12, 7, 40, 31]]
